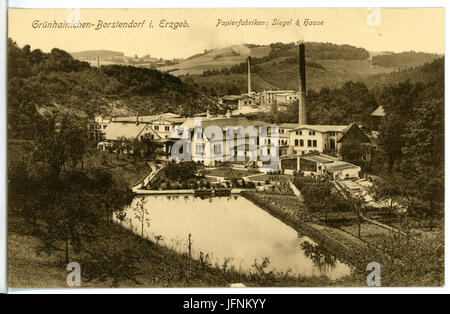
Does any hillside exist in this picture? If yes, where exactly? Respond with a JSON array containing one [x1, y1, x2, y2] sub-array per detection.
[[71, 50, 125, 60], [158, 44, 271, 75], [371, 51, 442, 69], [364, 57, 445, 89], [7, 38, 216, 139], [187, 43, 443, 95], [189, 58, 394, 95], [185, 42, 397, 94]]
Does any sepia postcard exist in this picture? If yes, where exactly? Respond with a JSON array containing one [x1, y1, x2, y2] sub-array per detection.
[[4, 6, 445, 294]]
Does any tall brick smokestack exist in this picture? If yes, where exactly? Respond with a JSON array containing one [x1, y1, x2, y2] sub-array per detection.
[[247, 56, 252, 95], [298, 43, 307, 125]]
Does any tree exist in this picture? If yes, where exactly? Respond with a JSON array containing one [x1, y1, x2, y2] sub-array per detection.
[[293, 177, 344, 223], [37, 175, 101, 264], [399, 98, 444, 229], [111, 136, 129, 159], [134, 197, 149, 238], [164, 161, 198, 183], [377, 81, 424, 170], [370, 175, 404, 219], [340, 141, 371, 169], [33, 113, 89, 179], [93, 169, 135, 225]]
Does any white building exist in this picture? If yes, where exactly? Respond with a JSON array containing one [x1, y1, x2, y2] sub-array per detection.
[[288, 125, 350, 155], [174, 116, 280, 168], [258, 90, 298, 105]]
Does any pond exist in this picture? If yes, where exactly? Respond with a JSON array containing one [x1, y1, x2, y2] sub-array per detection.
[[117, 195, 351, 280]]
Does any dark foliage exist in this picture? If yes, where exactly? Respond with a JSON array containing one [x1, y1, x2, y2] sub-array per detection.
[[7, 38, 215, 139]]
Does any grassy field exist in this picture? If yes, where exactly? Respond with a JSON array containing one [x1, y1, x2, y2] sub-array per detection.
[[158, 45, 271, 75]]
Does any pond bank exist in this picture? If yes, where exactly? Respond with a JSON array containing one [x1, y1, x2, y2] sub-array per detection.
[[241, 191, 370, 273], [8, 215, 359, 288]]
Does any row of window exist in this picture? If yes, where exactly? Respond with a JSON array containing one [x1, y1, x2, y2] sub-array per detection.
[[294, 139, 317, 147], [90, 124, 107, 130], [294, 131, 339, 136], [294, 130, 316, 136], [198, 145, 274, 155], [153, 125, 171, 131]]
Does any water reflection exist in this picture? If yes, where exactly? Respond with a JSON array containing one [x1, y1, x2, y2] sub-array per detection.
[[119, 195, 351, 279], [300, 240, 338, 271]]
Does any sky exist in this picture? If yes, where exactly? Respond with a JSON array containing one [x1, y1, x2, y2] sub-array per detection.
[[8, 8, 445, 59]]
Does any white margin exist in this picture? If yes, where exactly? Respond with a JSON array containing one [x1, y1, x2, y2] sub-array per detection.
[[1, 0, 8, 295], [3, 0, 449, 295]]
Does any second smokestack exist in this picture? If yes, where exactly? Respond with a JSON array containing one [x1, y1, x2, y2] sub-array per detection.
[[247, 56, 252, 95], [298, 43, 307, 125]]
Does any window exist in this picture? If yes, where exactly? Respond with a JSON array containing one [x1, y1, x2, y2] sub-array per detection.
[[309, 131, 315, 136], [196, 144, 202, 154], [165, 126, 170, 131], [330, 132, 335, 136], [154, 125, 159, 131], [313, 140, 317, 147], [307, 140, 312, 147], [300, 139, 304, 147], [296, 130, 303, 135], [214, 144, 222, 154], [295, 139, 299, 146]]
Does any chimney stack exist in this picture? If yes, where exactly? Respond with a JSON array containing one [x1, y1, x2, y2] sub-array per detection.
[[298, 43, 307, 125], [247, 56, 252, 95]]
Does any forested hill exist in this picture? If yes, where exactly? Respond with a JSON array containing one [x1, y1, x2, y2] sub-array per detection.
[[371, 51, 442, 69], [364, 57, 444, 89], [187, 43, 443, 96], [255, 56, 444, 129], [7, 38, 216, 139], [71, 50, 125, 60]]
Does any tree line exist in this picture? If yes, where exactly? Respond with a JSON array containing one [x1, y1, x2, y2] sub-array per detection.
[[8, 112, 138, 285], [7, 38, 215, 140]]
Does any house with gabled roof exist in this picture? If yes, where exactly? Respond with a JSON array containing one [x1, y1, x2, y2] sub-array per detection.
[[287, 123, 369, 157], [101, 112, 186, 155]]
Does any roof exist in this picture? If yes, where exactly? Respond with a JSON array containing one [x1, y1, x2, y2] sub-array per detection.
[[112, 113, 181, 123], [290, 124, 349, 133], [263, 90, 296, 94], [275, 93, 296, 97], [279, 123, 300, 129], [180, 117, 253, 130], [325, 162, 361, 173], [104, 122, 148, 141], [337, 123, 371, 144], [371, 106, 385, 117], [221, 95, 241, 101], [300, 154, 339, 164]]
